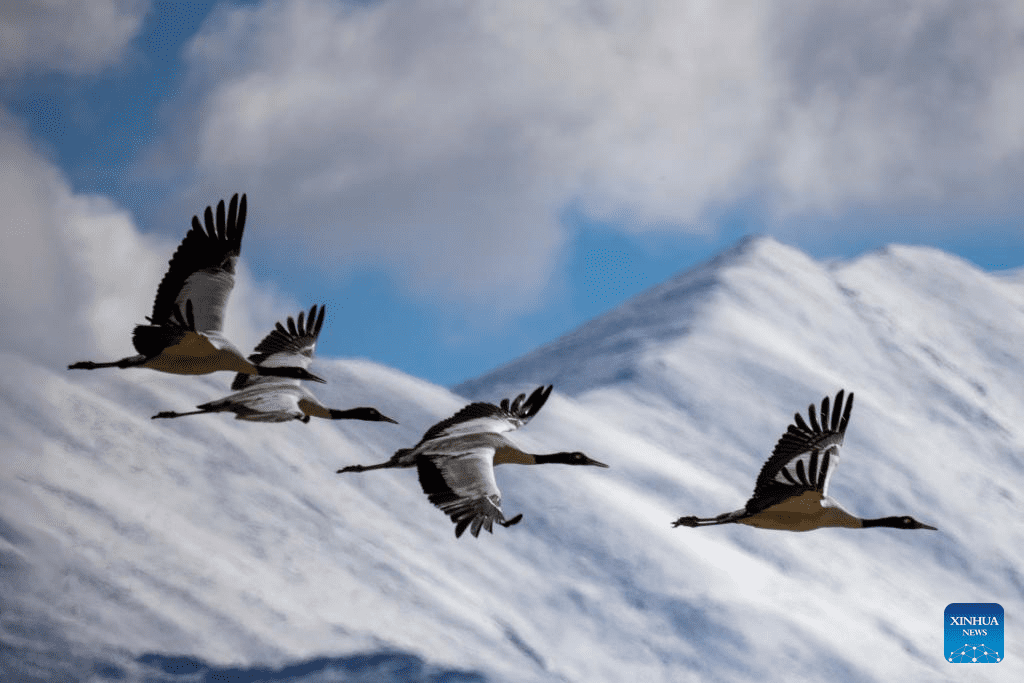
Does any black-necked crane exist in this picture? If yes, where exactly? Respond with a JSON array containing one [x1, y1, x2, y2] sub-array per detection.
[[673, 390, 936, 532], [151, 304, 396, 425], [68, 194, 324, 383], [337, 385, 608, 537]]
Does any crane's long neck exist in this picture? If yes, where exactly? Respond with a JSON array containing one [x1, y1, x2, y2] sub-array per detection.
[[494, 451, 583, 466], [329, 407, 388, 421], [533, 452, 582, 465], [861, 516, 903, 528], [493, 445, 538, 465]]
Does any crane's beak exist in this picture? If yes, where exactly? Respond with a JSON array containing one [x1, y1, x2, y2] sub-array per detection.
[[586, 456, 609, 468]]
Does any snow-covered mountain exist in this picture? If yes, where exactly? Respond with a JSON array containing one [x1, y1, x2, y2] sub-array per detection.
[[2, 236, 1022, 682]]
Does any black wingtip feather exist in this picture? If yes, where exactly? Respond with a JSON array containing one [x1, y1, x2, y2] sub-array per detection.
[[520, 385, 553, 420], [236, 194, 247, 237], [794, 458, 808, 486], [818, 451, 831, 488], [247, 303, 326, 366], [204, 205, 214, 239], [217, 198, 227, 241], [149, 194, 247, 325], [808, 402, 820, 432], [226, 195, 237, 239], [831, 390, 844, 431], [841, 391, 854, 434]]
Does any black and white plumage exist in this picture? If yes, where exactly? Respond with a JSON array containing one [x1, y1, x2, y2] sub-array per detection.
[[673, 390, 937, 532], [68, 194, 324, 383], [337, 385, 608, 537], [151, 305, 396, 424]]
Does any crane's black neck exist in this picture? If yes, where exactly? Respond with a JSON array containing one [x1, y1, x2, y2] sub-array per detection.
[[862, 517, 900, 528], [329, 407, 396, 422], [861, 516, 929, 529], [534, 452, 585, 465]]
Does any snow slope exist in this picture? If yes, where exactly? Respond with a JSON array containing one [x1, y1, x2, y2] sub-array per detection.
[[2, 236, 1022, 682]]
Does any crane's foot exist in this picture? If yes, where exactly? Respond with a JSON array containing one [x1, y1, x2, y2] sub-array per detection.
[[500, 514, 524, 528]]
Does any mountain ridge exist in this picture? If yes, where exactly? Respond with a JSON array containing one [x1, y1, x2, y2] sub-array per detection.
[[457, 235, 781, 397]]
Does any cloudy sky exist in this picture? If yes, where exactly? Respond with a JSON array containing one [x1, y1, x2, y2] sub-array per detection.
[[3, 0, 1023, 385]]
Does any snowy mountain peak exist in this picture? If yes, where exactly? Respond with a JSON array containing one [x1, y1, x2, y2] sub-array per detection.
[[457, 236, 830, 398], [460, 235, 1024, 409]]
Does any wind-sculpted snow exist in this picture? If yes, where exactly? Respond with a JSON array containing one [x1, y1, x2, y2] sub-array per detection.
[[2, 237, 1023, 682]]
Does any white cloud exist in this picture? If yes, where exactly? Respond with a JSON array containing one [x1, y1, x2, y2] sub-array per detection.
[[159, 0, 1024, 305], [0, 110, 94, 363], [0, 0, 147, 77], [0, 108, 297, 367]]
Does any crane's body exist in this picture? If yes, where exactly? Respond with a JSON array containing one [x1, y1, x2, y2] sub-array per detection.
[[674, 390, 936, 533], [152, 305, 395, 425], [338, 385, 608, 537], [69, 194, 323, 383]]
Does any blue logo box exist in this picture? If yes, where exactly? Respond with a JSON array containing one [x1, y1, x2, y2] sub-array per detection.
[[945, 603, 1003, 663]]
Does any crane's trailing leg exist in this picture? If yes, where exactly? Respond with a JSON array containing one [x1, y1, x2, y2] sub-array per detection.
[[152, 409, 209, 419], [672, 512, 739, 527], [69, 354, 146, 370], [337, 461, 400, 473]]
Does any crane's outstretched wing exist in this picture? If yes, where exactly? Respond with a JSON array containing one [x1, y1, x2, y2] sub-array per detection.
[[150, 194, 246, 332], [231, 304, 326, 390], [417, 449, 523, 538], [745, 390, 854, 514], [416, 385, 553, 445]]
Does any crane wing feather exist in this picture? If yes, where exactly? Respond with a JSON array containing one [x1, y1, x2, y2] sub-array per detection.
[[231, 304, 326, 390], [417, 447, 513, 538], [745, 390, 854, 513], [150, 194, 246, 331], [416, 385, 553, 445]]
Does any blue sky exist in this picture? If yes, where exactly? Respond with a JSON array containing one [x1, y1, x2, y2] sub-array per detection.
[[3, 1, 1023, 387]]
